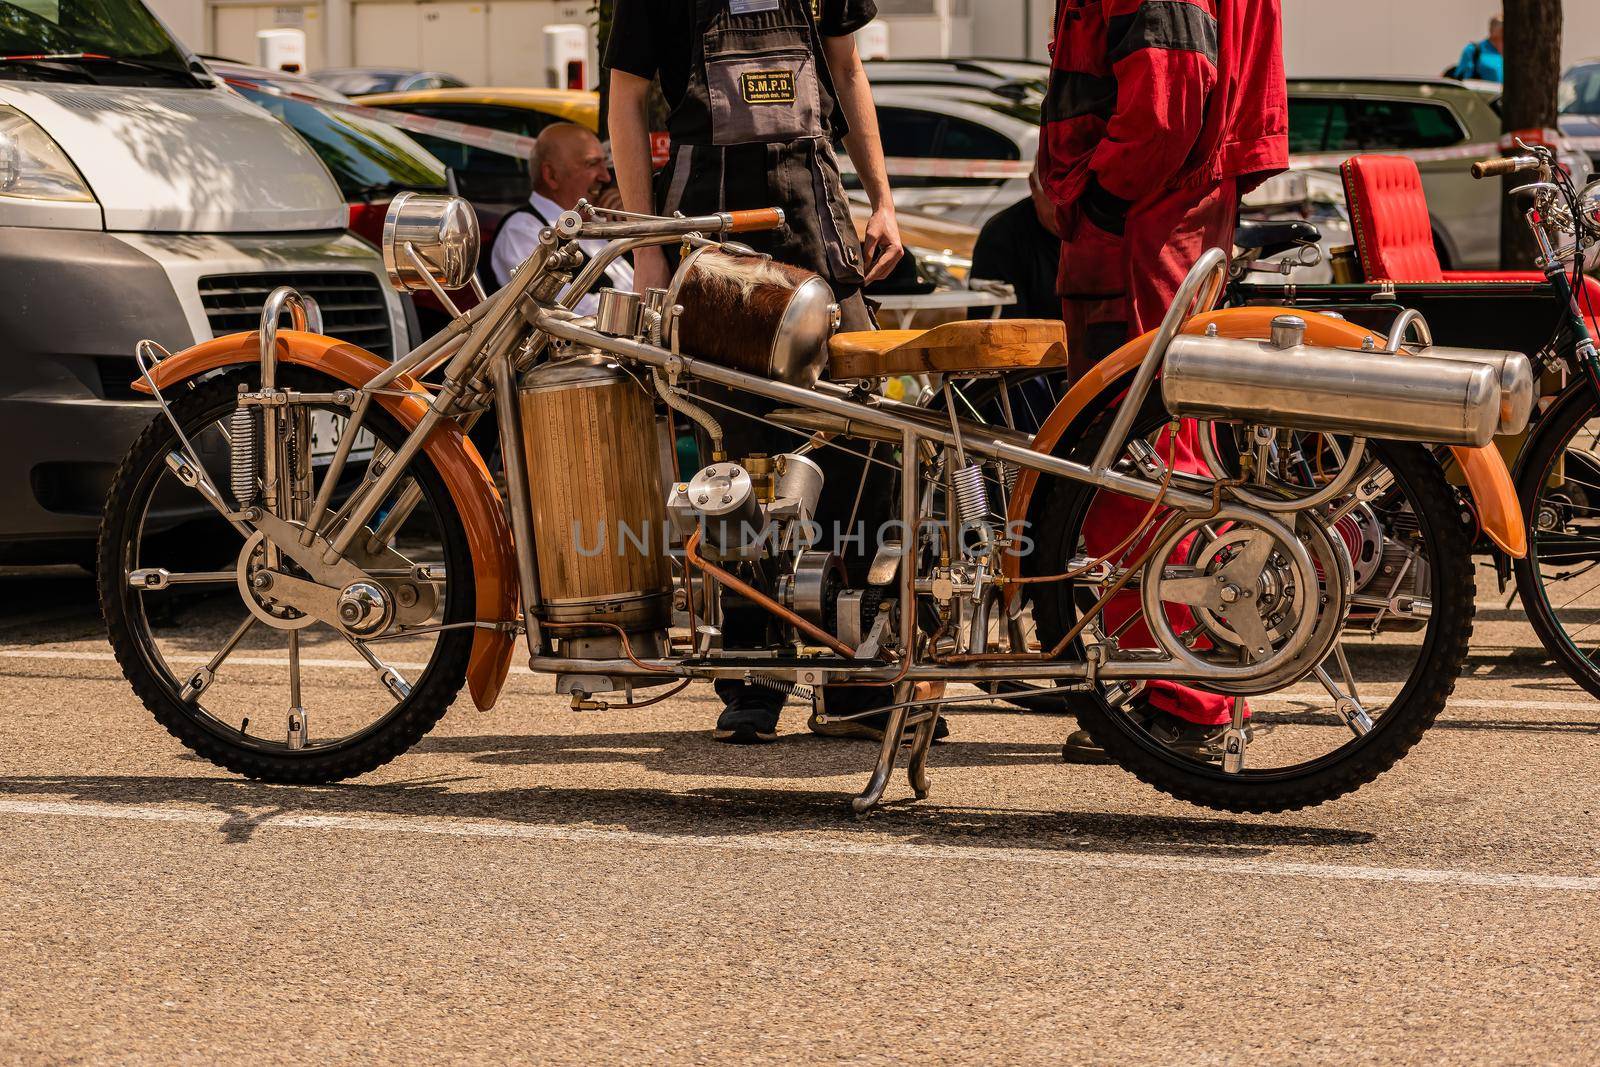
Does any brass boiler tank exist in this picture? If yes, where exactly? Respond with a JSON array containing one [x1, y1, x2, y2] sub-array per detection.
[[519, 357, 672, 650]]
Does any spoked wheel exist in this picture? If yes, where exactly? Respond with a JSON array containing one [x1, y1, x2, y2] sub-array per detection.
[[1028, 394, 1474, 813], [1514, 383, 1600, 698], [98, 367, 474, 783]]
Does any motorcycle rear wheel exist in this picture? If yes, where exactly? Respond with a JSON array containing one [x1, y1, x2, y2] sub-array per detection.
[[1028, 395, 1474, 813], [98, 367, 475, 784]]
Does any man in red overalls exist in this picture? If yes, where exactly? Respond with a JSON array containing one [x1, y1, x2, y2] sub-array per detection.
[[1039, 0, 1288, 760]]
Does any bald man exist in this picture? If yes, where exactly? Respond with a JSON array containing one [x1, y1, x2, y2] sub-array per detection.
[[489, 122, 634, 313]]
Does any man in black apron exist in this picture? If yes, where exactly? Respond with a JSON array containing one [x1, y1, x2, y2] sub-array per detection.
[[609, 0, 918, 744]]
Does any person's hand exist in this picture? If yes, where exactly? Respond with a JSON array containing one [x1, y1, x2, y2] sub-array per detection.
[[633, 246, 671, 294], [861, 205, 904, 285]]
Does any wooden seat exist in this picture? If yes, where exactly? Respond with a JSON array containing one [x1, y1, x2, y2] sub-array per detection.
[[827, 319, 1068, 379]]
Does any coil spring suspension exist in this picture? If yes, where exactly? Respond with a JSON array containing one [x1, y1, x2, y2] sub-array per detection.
[[749, 674, 816, 702], [229, 403, 260, 509], [996, 460, 1019, 495], [951, 462, 991, 529]]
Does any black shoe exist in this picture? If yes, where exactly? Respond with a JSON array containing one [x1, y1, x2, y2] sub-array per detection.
[[1060, 727, 1111, 764], [713, 702, 780, 744], [1059, 692, 1115, 764], [1136, 706, 1229, 759], [1060, 693, 1229, 764]]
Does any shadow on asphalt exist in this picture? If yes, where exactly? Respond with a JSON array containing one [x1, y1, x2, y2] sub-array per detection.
[[0, 771, 1377, 855]]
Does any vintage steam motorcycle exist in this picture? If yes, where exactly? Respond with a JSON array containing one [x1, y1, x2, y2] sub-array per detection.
[[99, 193, 1533, 815]]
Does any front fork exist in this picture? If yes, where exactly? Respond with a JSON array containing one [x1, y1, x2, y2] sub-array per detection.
[[1532, 212, 1600, 391]]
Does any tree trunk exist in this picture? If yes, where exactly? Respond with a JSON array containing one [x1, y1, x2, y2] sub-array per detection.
[[1499, 0, 1564, 268]]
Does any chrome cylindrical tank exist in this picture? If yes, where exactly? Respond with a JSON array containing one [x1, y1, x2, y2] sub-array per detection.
[[1162, 334, 1504, 447], [520, 357, 672, 634], [672, 248, 838, 386], [1405, 346, 1534, 436]]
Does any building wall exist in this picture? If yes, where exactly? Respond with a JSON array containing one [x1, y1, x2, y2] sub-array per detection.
[[1282, 0, 1600, 78], [145, 0, 1600, 81]]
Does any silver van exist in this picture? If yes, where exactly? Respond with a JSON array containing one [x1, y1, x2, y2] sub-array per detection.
[[0, 0, 406, 563]]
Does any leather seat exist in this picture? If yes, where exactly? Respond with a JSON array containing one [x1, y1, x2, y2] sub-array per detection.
[[828, 319, 1068, 379], [1234, 219, 1321, 259]]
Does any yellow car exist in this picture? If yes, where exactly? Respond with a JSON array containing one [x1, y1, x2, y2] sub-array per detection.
[[356, 87, 598, 216]]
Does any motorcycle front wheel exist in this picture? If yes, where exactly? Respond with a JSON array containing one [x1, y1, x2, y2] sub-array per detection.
[[98, 367, 475, 784]]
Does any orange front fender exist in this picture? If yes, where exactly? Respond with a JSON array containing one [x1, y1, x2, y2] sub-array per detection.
[[134, 330, 519, 709], [1004, 307, 1526, 586]]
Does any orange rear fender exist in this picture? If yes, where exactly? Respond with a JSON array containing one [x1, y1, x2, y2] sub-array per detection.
[[134, 330, 519, 709], [1003, 308, 1526, 589]]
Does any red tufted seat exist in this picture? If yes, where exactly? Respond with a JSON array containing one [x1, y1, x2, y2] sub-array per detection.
[[1340, 153, 1600, 330], [1340, 155, 1451, 281]]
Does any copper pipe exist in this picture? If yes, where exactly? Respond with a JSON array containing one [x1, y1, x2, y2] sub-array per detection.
[[540, 619, 679, 673], [683, 530, 857, 658], [1009, 428, 1179, 586]]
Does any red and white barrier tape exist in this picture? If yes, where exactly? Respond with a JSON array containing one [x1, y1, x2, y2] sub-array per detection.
[[232, 76, 1600, 181], [863, 140, 1600, 182]]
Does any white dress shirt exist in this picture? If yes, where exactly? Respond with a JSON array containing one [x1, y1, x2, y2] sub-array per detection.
[[490, 191, 635, 317]]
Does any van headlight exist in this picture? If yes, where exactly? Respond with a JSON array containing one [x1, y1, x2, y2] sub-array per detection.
[[0, 105, 95, 202]]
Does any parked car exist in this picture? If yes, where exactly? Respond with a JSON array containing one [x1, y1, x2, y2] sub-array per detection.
[[1560, 59, 1600, 172], [0, 0, 407, 564], [856, 84, 1036, 228], [886, 74, 1581, 265], [863, 59, 1043, 101], [1287, 76, 1587, 269], [207, 61, 451, 246], [354, 87, 598, 240], [310, 67, 466, 96], [208, 60, 458, 337]]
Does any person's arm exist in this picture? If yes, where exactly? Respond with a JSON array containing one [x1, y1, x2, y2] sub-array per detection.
[[608, 67, 670, 292], [821, 33, 902, 285], [1082, 0, 1219, 234]]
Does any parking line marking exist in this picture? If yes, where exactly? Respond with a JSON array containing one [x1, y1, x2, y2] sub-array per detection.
[[1, 648, 1596, 712], [0, 798, 1595, 892]]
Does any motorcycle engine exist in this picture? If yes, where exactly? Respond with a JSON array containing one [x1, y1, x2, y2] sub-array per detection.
[[668, 452, 891, 652]]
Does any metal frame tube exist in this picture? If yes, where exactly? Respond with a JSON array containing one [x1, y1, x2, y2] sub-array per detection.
[[302, 391, 372, 546], [521, 655, 1237, 683], [489, 351, 544, 653], [534, 312, 1214, 513], [899, 427, 918, 662]]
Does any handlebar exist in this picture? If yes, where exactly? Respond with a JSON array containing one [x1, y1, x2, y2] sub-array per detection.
[[564, 208, 788, 240], [725, 208, 786, 233], [1472, 155, 1542, 180]]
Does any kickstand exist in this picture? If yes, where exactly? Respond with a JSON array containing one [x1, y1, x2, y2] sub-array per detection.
[[849, 681, 938, 816]]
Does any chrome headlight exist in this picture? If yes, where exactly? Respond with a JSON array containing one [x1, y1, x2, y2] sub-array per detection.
[[381, 192, 480, 292], [0, 105, 95, 202]]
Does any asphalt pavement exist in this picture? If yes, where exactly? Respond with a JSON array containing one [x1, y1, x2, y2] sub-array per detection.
[[0, 564, 1596, 1064]]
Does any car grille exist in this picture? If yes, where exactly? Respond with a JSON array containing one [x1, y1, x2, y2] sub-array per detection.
[[197, 271, 395, 358]]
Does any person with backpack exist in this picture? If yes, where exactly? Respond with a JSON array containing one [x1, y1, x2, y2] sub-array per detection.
[[1451, 13, 1504, 83]]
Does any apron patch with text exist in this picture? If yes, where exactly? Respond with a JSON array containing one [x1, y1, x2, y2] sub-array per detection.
[[740, 68, 798, 104]]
